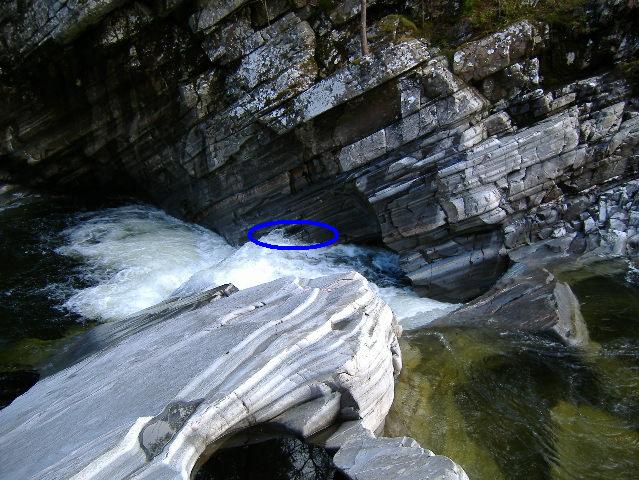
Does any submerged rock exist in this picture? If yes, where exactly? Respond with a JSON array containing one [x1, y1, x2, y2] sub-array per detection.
[[0, 272, 465, 479], [429, 263, 590, 347], [550, 401, 639, 479]]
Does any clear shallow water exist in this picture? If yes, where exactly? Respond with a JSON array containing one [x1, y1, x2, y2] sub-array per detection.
[[386, 261, 639, 480]]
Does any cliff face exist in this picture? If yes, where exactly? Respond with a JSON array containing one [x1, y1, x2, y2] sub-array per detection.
[[1, 0, 638, 301]]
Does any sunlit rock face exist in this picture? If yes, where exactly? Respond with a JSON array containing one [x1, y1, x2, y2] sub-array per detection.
[[0, 272, 435, 479], [1, 0, 638, 302]]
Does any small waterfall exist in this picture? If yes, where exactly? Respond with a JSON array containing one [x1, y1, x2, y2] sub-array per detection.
[[56, 204, 455, 326]]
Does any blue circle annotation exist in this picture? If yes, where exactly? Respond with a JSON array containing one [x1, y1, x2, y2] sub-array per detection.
[[247, 219, 339, 250]]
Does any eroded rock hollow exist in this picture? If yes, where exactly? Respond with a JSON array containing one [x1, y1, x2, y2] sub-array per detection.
[[0, 272, 467, 480]]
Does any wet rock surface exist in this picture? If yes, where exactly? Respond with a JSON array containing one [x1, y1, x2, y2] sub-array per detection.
[[428, 263, 590, 347], [1, 1, 638, 304], [41, 282, 239, 375], [0, 271, 465, 479], [330, 421, 469, 480]]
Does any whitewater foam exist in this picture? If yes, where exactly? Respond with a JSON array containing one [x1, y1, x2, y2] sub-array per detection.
[[56, 204, 456, 327]]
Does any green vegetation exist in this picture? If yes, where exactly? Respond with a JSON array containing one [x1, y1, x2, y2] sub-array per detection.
[[374, 14, 422, 44], [378, 14, 420, 35], [407, 0, 588, 47], [317, 0, 336, 13], [463, 0, 587, 32]]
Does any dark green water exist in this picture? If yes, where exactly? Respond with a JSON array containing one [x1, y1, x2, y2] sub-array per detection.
[[0, 189, 115, 406], [386, 261, 639, 480]]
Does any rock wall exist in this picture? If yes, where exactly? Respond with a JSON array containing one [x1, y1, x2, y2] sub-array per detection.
[[1, 0, 638, 301]]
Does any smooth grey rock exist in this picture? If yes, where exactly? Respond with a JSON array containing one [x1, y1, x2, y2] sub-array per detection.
[[323, 420, 375, 451], [428, 263, 590, 347], [269, 391, 342, 438], [189, 0, 251, 34], [0, 272, 404, 479], [41, 283, 239, 375], [333, 434, 469, 480], [327, 0, 378, 25]]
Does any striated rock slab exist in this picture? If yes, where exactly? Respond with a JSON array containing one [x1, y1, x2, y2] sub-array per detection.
[[428, 263, 589, 347], [329, 421, 469, 480], [452, 20, 548, 82], [41, 283, 239, 375], [264, 39, 435, 133], [189, 0, 252, 34], [0, 272, 460, 479], [5, 0, 125, 56], [2, 1, 638, 305]]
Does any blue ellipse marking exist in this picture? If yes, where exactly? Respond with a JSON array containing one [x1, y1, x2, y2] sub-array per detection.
[[247, 220, 339, 250]]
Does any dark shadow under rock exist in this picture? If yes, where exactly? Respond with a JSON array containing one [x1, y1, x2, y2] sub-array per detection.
[[0, 370, 39, 410], [194, 435, 349, 480]]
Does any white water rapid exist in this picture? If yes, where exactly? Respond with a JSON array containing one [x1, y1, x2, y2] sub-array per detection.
[[56, 205, 456, 328]]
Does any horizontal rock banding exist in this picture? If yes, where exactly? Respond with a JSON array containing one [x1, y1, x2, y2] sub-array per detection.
[[2, 2, 638, 303]]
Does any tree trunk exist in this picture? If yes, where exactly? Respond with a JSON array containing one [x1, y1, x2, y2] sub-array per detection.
[[360, 0, 369, 56]]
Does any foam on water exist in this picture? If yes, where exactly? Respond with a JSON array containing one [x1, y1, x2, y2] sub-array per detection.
[[56, 205, 455, 327], [56, 206, 235, 320]]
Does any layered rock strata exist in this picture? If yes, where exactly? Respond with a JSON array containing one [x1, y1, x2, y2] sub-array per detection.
[[507, 179, 639, 262], [428, 264, 589, 347], [1, 1, 638, 301], [0, 272, 466, 480], [429, 179, 639, 345]]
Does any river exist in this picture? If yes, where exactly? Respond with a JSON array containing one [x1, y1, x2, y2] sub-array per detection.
[[1, 188, 638, 479]]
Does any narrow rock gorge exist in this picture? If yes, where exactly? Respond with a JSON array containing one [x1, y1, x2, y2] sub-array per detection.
[[1, 0, 638, 479], [2, 0, 637, 301]]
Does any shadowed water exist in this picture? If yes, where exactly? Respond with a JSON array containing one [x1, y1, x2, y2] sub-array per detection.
[[195, 437, 348, 480], [386, 260, 639, 480], [0, 189, 110, 406]]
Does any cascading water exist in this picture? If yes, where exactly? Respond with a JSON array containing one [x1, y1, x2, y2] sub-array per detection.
[[0, 194, 454, 405], [2, 192, 639, 480], [55, 204, 455, 326]]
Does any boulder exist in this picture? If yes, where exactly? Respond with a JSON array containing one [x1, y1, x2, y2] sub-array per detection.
[[428, 263, 590, 347], [0, 272, 466, 479], [331, 424, 469, 480]]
